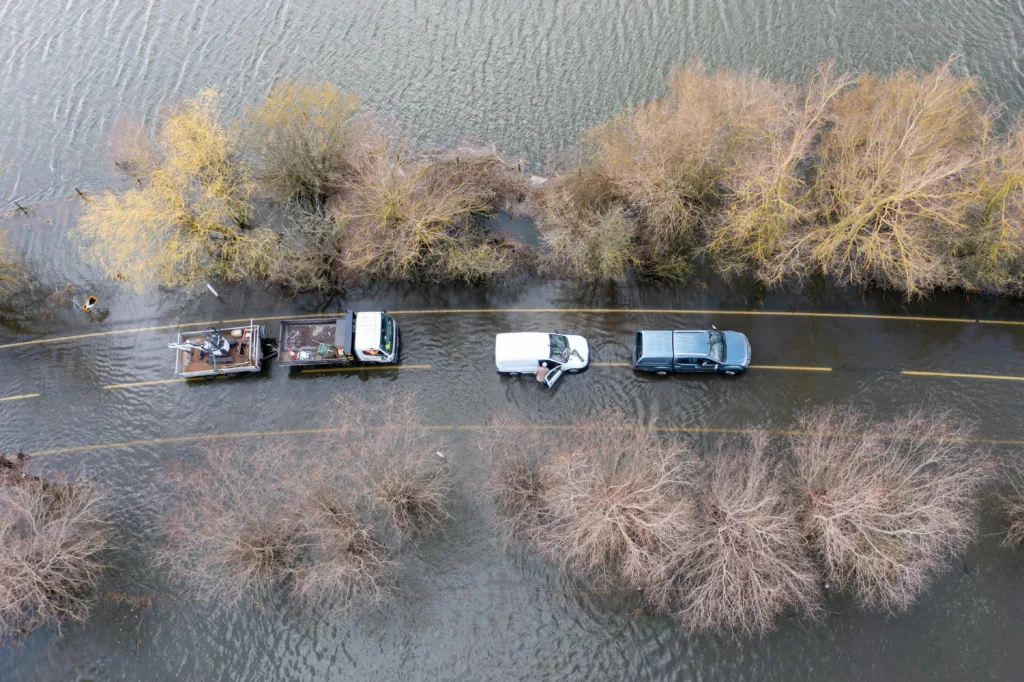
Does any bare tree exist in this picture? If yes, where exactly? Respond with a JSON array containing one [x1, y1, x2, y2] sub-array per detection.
[[487, 415, 696, 594], [0, 455, 111, 639], [998, 457, 1024, 548], [775, 60, 991, 297], [671, 434, 822, 636], [157, 444, 303, 607], [789, 406, 990, 612]]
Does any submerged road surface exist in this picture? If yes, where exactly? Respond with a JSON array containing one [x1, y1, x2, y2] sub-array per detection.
[[2, 303, 1024, 681]]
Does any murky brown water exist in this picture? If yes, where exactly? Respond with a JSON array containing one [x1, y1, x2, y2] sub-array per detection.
[[4, 0, 1024, 679]]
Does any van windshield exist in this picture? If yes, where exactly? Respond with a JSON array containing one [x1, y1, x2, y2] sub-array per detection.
[[548, 334, 570, 363], [708, 330, 725, 362], [380, 314, 395, 353]]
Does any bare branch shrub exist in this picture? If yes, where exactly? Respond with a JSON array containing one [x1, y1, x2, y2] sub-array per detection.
[[324, 394, 452, 541], [998, 457, 1024, 548], [776, 60, 991, 297], [958, 116, 1024, 292], [0, 455, 111, 639], [486, 415, 697, 594], [267, 203, 343, 292], [671, 434, 821, 636], [706, 63, 854, 280], [334, 138, 529, 282], [157, 444, 303, 607], [246, 80, 364, 202], [0, 230, 26, 296], [790, 406, 990, 612]]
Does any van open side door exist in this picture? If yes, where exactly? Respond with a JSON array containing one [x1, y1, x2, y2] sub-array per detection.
[[543, 364, 565, 388]]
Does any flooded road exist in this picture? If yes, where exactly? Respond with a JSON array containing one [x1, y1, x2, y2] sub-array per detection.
[[3, 206, 1024, 680], [3, 0, 1024, 677]]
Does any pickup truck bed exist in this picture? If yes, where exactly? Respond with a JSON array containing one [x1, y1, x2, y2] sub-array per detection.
[[278, 313, 356, 367]]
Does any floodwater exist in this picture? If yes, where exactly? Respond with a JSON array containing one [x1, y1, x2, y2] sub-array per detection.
[[3, 0, 1024, 680]]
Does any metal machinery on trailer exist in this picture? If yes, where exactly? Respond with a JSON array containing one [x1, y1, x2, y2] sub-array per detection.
[[168, 321, 275, 378]]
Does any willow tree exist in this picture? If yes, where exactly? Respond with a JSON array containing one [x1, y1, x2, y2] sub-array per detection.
[[706, 64, 853, 281], [75, 90, 271, 291], [776, 61, 990, 297], [957, 117, 1024, 292], [246, 80, 363, 203]]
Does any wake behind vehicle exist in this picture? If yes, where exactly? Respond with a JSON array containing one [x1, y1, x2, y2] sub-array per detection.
[[632, 328, 751, 375], [168, 322, 274, 378], [278, 311, 399, 368], [495, 332, 589, 388]]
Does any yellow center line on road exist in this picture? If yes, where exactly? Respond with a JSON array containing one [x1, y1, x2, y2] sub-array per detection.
[[27, 422, 1024, 457], [103, 376, 232, 390], [300, 364, 432, 374], [2, 307, 1017, 352], [901, 370, 1024, 382], [0, 392, 40, 402], [590, 362, 832, 372]]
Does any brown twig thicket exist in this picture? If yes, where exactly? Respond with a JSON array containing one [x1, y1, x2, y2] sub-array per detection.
[[0, 454, 111, 640], [334, 137, 531, 283], [0, 230, 25, 295], [789, 406, 990, 613], [245, 80, 364, 203], [159, 397, 451, 610], [998, 457, 1024, 548], [487, 415, 823, 637], [673, 434, 821, 636]]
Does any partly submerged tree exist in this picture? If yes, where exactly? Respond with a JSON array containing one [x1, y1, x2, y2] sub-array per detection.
[[0, 456, 112, 640], [245, 80, 363, 203], [75, 90, 271, 292], [789, 406, 989, 612], [775, 61, 990, 297]]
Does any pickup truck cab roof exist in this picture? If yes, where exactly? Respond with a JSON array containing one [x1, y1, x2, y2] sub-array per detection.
[[633, 329, 751, 374]]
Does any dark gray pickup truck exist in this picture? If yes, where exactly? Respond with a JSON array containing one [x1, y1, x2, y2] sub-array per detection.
[[631, 329, 751, 375]]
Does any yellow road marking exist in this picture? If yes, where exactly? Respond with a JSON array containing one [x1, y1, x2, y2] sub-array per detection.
[[28, 422, 1024, 457], [300, 364, 432, 374], [901, 370, 1024, 382], [103, 377, 229, 390], [591, 362, 831, 372], [2, 307, 1015, 352], [0, 392, 40, 402]]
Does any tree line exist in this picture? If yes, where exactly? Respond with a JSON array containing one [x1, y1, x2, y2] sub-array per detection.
[[4, 400, 1024, 643], [51, 58, 1024, 300]]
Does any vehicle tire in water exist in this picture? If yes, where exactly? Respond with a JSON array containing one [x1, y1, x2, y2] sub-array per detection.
[[507, 372, 519, 377], [569, 369, 579, 374], [656, 371, 668, 376], [724, 370, 737, 376]]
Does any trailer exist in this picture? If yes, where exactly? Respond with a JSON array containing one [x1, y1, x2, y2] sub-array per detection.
[[278, 311, 399, 368], [168, 322, 273, 378]]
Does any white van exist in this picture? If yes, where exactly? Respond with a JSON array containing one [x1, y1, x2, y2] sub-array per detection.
[[494, 332, 590, 388]]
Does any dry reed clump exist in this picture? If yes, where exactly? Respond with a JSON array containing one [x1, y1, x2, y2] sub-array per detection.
[[789, 406, 990, 612], [245, 80, 364, 203], [776, 61, 991, 297], [0, 230, 26, 295], [0, 454, 111, 640], [487, 415, 697, 593], [997, 457, 1024, 548], [333, 138, 532, 282], [671, 434, 821, 637]]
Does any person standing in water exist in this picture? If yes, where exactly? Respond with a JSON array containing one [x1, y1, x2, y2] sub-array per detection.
[[534, 362, 550, 383]]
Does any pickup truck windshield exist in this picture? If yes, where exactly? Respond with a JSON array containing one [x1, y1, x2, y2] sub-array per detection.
[[708, 330, 725, 362], [548, 334, 570, 363], [380, 314, 395, 353]]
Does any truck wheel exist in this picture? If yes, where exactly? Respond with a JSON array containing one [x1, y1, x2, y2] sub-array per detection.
[[724, 370, 737, 376], [656, 371, 668, 376], [507, 372, 519, 377], [568, 369, 579, 374]]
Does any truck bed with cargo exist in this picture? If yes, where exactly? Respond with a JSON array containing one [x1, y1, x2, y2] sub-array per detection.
[[278, 311, 399, 368]]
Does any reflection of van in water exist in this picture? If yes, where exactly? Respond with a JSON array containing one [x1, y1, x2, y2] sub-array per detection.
[[278, 311, 400, 368], [494, 332, 590, 388]]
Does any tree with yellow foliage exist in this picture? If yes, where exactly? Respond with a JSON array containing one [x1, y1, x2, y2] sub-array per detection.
[[245, 80, 363, 203], [75, 90, 271, 292]]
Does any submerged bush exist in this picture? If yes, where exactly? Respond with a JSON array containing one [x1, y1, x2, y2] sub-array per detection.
[[998, 457, 1024, 548], [245, 80, 364, 203], [674, 434, 821, 636], [0, 230, 26, 296], [790, 406, 989, 612], [0, 454, 111, 640], [159, 397, 451, 610], [335, 140, 530, 282]]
